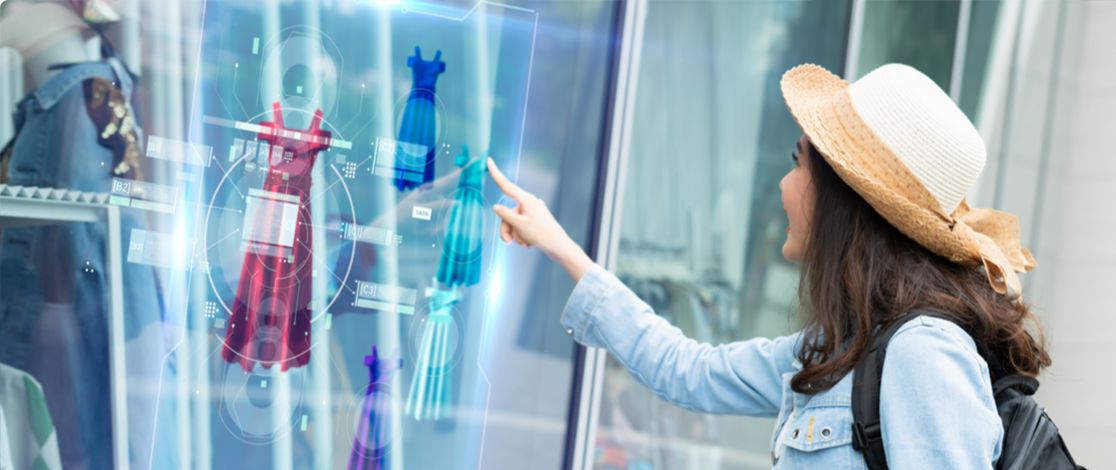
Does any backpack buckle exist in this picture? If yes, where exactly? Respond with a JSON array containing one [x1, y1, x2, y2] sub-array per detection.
[[852, 422, 868, 450], [852, 421, 880, 451]]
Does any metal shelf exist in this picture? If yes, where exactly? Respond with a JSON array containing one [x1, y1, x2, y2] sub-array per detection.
[[0, 184, 130, 470]]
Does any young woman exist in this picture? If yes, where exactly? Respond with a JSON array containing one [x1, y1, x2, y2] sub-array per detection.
[[487, 63, 1048, 468]]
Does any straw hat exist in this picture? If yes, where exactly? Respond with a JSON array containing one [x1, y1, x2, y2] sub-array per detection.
[[780, 63, 1035, 297]]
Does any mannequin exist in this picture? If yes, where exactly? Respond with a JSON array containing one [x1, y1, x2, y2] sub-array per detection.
[[0, 1, 98, 92], [0, 2, 147, 469]]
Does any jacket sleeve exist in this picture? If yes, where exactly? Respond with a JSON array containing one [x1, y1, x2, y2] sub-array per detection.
[[561, 264, 801, 417], [879, 316, 1003, 469]]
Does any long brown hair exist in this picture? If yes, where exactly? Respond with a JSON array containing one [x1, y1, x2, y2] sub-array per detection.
[[790, 142, 1051, 394]]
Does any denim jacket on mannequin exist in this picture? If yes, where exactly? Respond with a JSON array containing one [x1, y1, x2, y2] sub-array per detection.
[[0, 55, 175, 470]]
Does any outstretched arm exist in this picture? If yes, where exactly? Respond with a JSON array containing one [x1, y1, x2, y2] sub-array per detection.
[[562, 263, 800, 416], [488, 159, 799, 416]]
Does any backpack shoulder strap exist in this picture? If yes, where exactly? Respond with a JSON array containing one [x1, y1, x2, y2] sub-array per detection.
[[851, 310, 929, 470]]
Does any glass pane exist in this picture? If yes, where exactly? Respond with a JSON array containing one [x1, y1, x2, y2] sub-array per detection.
[[856, 0, 961, 89], [0, 1, 616, 469], [957, 0, 1005, 121], [596, 1, 851, 469]]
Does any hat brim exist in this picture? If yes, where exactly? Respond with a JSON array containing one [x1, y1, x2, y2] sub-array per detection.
[[780, 64, 981, 265]]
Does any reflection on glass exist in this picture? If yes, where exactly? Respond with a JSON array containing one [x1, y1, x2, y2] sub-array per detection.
[[956, 1, 1004, 120], [600, 1, 851, 468], [856, 0, 960, 88], [0, 4, 162, 468]]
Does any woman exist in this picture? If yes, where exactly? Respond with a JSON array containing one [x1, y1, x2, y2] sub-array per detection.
[[487, 63, 1048, 468]]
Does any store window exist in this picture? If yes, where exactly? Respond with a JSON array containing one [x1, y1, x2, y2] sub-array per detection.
[[595, 1, 852, 469], [854, 0, 1006, 206], [855, 0, 961, 89], [956, 0, 1005, 121], [0, 1, 617, 469]]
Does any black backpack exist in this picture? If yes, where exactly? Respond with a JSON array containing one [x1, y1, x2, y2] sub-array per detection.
[[850, 310, 1085, 470]]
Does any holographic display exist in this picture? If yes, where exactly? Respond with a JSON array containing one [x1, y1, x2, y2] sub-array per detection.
[[218, 361, 308, 444], [108, 177, 178, 213], [436, 147, 487, 287], [145, 135, 213, 167], [355, 281, 418, 314], [389, 46, 445, 191], [147, 1, 539, 466], [349, 345, 402, 469], [405, 285, 460, 421], [126, 228, 193, 270], [222, 103, 332, 372]]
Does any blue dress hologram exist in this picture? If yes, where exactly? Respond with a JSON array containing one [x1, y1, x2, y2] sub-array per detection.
[[393, 46, 445, 191], [349, 345, 401, 470]]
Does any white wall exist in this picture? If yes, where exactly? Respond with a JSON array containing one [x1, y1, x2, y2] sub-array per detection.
[[993, 1, 1116, 467]]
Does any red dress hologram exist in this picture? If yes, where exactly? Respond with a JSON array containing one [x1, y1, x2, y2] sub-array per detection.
[[222, 102, 331, 372]]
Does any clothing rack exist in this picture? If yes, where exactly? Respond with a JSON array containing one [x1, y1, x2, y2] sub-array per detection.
[[0, 184, 130, 470]]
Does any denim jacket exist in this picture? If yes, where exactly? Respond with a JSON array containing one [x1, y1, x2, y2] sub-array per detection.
[[562, 264, 1003, 469], [0, 57, 173, 469]]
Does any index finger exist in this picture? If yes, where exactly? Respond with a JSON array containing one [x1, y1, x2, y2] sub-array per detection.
[[487, 157, 529, 202]]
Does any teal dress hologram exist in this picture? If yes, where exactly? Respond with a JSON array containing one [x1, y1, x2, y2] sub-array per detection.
[[435, 146, 487, 287], [404, 286, 458, 421]]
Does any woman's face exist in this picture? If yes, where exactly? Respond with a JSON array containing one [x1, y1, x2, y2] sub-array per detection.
[[779, 135, 815, 262]]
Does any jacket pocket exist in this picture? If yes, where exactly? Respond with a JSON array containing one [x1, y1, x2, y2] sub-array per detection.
[[776, 404, 864, 469], [782, 405, 853, 451]]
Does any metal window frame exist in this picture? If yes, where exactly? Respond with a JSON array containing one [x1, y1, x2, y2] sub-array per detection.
[[845, 0, 867, 81], [562, 0, 647, 468], [949, 0, 974, 102]]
